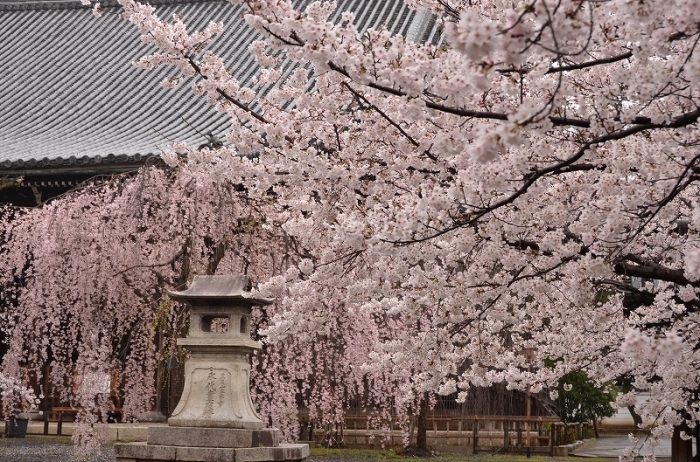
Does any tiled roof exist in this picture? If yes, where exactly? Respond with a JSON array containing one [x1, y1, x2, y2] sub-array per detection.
[[0, 0, 435, 175]]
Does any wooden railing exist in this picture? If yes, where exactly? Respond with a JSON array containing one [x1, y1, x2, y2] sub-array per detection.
[[299, 413, 567, 454]]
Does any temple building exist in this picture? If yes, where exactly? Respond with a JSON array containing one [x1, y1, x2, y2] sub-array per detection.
[[0, 0, 440, 206]]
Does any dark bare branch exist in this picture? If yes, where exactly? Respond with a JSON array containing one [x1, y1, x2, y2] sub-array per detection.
[[113, 242, 188, 277], [544, 51, 633, 74], [613, 262, 693, 287], [187, 57, 269, 124]]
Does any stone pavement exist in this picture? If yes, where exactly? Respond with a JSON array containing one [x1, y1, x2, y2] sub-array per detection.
[[573, 435, 694, 459]]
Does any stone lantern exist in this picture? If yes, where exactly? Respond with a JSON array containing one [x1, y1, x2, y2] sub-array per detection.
[[166, 274, 271, 429], [114, 275, 308, 462]]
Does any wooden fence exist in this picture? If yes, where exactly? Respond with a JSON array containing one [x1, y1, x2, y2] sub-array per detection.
[[300, 414, 581, 454]]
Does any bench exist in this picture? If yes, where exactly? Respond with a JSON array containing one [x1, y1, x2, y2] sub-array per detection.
[[43, 407, 80, 435], [41, 405, 124, 435]]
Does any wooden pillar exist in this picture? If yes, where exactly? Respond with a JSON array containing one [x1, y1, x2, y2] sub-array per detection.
[[42, 364, 51, 414], [517, 427, 523, 449], [526, 386, 531, 448], [550, 423, 555, 456]]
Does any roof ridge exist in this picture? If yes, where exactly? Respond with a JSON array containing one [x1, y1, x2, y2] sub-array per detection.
[[0, 0, 222, 12], [0, 153, 162, 172]]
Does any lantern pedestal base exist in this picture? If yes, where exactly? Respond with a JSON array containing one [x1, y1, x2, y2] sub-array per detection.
[[114, 427, 309, 462], [166, 342, 264, 430]]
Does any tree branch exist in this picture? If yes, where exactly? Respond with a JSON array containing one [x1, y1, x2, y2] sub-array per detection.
[[342, 82, 420, 147], [498, 52, 633, 76], [187, 57, 269, 124], [546, 52, 633, 74], [612, 261, 693, 287], [327, 61, 665, 129], [388, 106, 700, 245], [112, 243, 188, 278]]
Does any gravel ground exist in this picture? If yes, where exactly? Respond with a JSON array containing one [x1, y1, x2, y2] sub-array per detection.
[[0, 440, 366, 462], [0, 438, 418, 462], [0, 437, 115, 462], [0, 438, 371, 462], [0, 439, 374, 462]]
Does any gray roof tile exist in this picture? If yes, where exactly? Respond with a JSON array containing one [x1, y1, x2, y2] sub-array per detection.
[[0, 0, 435, 173]]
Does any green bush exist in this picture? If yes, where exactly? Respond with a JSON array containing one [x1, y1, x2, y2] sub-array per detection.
[[557, 371, 617, 424]]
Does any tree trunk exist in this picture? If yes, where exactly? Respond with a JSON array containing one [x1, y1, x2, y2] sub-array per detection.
[[621, 378, 642, 430], [416, 392, 428, 450], [627, 406, 643, 429], [672, 419, 693, 462], [592, 417, 599, 438]]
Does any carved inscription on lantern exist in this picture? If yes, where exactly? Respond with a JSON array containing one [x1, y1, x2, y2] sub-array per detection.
[[218, 373, 226, 408], [204, 368, 216, 418], [190, 368, 233, 420]]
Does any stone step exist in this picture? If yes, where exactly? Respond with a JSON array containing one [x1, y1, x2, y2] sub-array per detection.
[[114, 442, 309, 462], [147, 427, 280, 448]]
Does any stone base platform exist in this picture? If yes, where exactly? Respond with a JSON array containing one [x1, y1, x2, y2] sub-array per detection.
[[114, 427, 309, 462]]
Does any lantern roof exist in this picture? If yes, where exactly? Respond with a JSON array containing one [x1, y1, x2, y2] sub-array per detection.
[[167, 275, 273, 306]]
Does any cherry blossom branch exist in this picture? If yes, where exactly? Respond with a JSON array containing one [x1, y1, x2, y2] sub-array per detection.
[[497, 51, 632, 77], [341, 82, 420, 148], [186, 57, 269, 124], [112, 241, 188, 277], [508, 254, 579, 286], [544, 51, 633, 74], [390, 106, 700, 245], [447, 292, 504, 336], [326, 61, 663, 129], [620, 152, 700, 249]]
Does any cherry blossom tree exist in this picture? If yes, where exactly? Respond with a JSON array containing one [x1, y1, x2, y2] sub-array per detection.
[[0, 165, 421, 449], [0, 166, 291, 447], [106, 0, 700, 457]]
